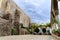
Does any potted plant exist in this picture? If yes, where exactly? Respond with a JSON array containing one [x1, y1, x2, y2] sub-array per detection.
[[52, 29, 60, 40], [52, 29, 60, 37], [57, 29, 60, 36], [52, 29, 56, 34]]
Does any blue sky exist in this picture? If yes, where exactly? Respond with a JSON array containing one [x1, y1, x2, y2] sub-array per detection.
[[13, 0, 60, 24]]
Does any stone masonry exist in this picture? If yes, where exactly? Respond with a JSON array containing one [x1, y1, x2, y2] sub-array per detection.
[[0, 18, 12, 36], [0, 0, 30, 36], [50, 0, 59, 29]]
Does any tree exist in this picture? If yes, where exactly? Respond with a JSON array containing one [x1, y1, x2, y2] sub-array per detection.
[[45, 23, 50, 27], [30, 23, 38, 34], [31, 23, 38, 29]]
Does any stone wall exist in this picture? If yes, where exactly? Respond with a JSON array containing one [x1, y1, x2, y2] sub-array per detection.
[[0, 0, 31, 35], [0, 18, 12, 36], [20, 12, 30, 27], [51, 0, 59, 29]]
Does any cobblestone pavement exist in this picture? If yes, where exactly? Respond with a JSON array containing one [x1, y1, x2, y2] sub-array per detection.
[[0, 35, 53, 40]]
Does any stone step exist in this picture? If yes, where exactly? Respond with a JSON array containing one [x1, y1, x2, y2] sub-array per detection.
[[0, 35, 52, 40]]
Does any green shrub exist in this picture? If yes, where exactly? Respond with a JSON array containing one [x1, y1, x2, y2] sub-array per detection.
[[57, 29, 60, 33], [11, 28, 18, 35], [52, 29, 56, 33]]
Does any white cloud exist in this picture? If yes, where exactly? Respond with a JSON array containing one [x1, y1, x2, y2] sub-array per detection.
[[13, 0, 51, 24], [32, 18, 50, 24]]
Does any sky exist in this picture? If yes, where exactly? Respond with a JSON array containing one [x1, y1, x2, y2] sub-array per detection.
[[13, 0, 60, 24]]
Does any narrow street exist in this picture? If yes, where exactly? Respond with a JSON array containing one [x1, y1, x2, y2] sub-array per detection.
[[0, 35, 53, 40]]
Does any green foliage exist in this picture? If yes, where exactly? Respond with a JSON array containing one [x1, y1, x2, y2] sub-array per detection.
[[21, 26, 33, 34], [26, 28, 33, 34], [31, 23, 38, 29], [57, 29, 60, 33], [11, 28, 18, 35], [52, 29, 60, 34], [54, 18, 58, 24], [38, 24, 43, 27], [21, 23, 39, 34], [45, 23, 50, 27], [52, 29, 56, 33]]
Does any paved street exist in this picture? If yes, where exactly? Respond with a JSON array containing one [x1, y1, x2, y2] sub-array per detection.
[[0, 35, 53, 40]]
